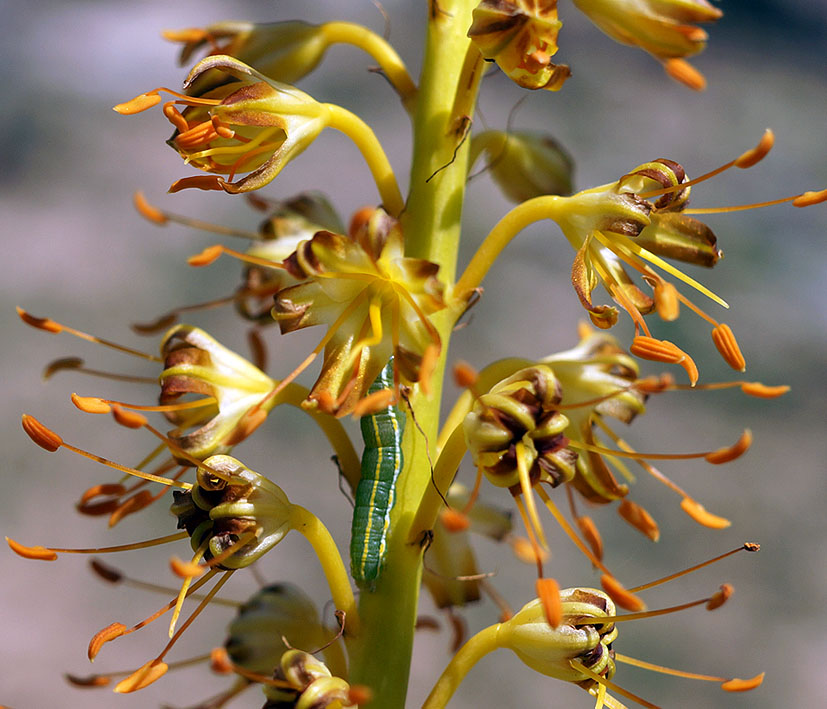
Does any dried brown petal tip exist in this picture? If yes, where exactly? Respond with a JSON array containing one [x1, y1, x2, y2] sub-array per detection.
[[170, 556, 205, 579], [706, 582, 734, 610], [71, 393, 112, 414], [6, 536, 58, 561], [210, 646, 233, 674], [679, 498, 731, 529], [600, 573, 645, 612], [721, 672, 765, 692], [21, 414, 63, 451], [664, 58, 706, 91], [711, 323, 746, 372], [440, 508, 470, 533], [133, 191, 168, 225], [131, 312, 178, 335], [16, 306, 63, 333], [90, 559, 123, 584], [111, 405, 147, 429], [187, 244, 224, 267], [536, 577, 562, 628], [734, 129, 775, 169], [88, 622, 127, 661], [792, 188, 827, 207], [705, 429, 752, 464], [65, 673, 111, 688], [43, 357, 84, 380], [453, 361, 478, 388], [618, 499, 660, 542], [113, 660, 168, 693], [740, 382, 789, 398]]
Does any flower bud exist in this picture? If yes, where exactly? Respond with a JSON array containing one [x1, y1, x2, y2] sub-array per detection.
[[263, 650, 355, 709]]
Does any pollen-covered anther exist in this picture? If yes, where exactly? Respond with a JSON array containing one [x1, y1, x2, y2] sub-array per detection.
[[111, 405, 148, 429], [88, 622, 128, 661], [511, 536, 549, 564], [679, 498, 730, 529], [617, 499, 659, 542], [576, 515, 603, 561], [170, 556, 206, 579], [536, 577, 562, 628], [453, 361, 478, 389], [711, 323, 745, 371], [16, 306, 63, 333], [664, 58, 706, 91], [791, 188, 827, 207], [21, 414, 63, 452], [133, 191, 168, 225], [704, 429, 752, 464], [600, 573, 645, 612], [188, 244, 225, 267], [630, 336, 698, 386], [721, 672, 765, 692], [734, 129, 774, 169], [706, 583, 733, 610], [439, 508, 470, 533], [740, 382, 790, 398], [349, 684, 374, 705], [113, 659, 169, 693], [6, 537, 58, 561], [113, 92, 162, 114], [653, 280, 679, 321], [71, 393, 112, 414]]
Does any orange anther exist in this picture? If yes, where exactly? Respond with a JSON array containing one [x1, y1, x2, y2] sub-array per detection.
[[349, 684, 375, 706], [792, 188, 827, 207], [108, 491, 154, 527], [88, 622, 127, 661], [111, 405, 148, 429], [439, 508, 470, 533], [706, 583, 734, 610], [740, 382, 790, 399], [209, 646, 234, 674], [631, 336, 698, 385], [89, 559, 123, 584], [679, 498, 731, 529], [711, 323, 745, 372], [133, 191, 168, 225], [734, 129, 775, 169], [600, 574, 646, 612], [348, 206, 376, 237], [653, 281, 679, 321], [113, 92, 162, 115], [223, 408, 268, 446], [664, 58, 706, 91], [453, 361, 478, 389], [418, 343, 440, 396], [42, 356, 84, 380], [132, 312, 178, 335], [704, 429, 752, 464], [71, 393, 111, 414], [65, 673, 111, 687], [16, 306, 63, 333], [162, 102, 190, 133], [352, 388, 396, 417], [161, 28, 210, 43], [618, 499, 660, 542], [536, 577, 562, 628], [21, 414, 63, 452], [211, 115, 235, 139], [113, 660, 169, 693], [576, 515, 603, 561], [511, 536, 549, 565], [168, 175, 226, 193], [188, 244, 224, 267], [721, 672, 765, 692], [170, 556, 206, 579], [6, 537, 58, 561], [79, 483, 127, 506], [637, 373, 674, 393]]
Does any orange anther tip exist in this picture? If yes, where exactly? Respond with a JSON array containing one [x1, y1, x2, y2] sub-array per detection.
[[630, 336, 684, 364], [113, 660, 169, 693], [79, 484, 127, 506], [706, 582, 734, 610], [617, 499, 660, 543], [161, 28, 208, 43], [108, 491, 154, 527], [65, 673, 111, 687], [721, 672, 765, 692], [705, 429, 752, 464], [735, 129, 775, 169], [653, 281, 680, 322], [187, 244, 224, 267], [209, 646, 233, 674], [600, 574, 646, 612], [453, 361, 478, 389], [71, 393, 112, 414], [168, 175, 225, 194], [6, 536, 58, 561], [21, 414, 63, 452], [439, 508, 470, 533], [352, 388, 396, 418], [170, 556, 206, 579], [223, 408, 268, 447], [576, 515, 604, 561], [664, 58, 706, 91], [349, 685, 375, 706], [89, 559, 123, 584], [679, 498, 731, 529], [418, 344, 440, 396], [740, 382, 790, 398], [792, 188, 827, 207], [536, 577, 562, 628], [88, 622, 127, 661], [744, 542, 760, 552], [16, 306, 62, 333], [132, 313, 178, 335], [113, 92, 161, 115], [711, 323, 746, 372], [111, 405, 148, 429], [348, 206, 377, 237], [133, 191, 168, 225], [511, 536, 549, 564], [576, 321, 595, 340]]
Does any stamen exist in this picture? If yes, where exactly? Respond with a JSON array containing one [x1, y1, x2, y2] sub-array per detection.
[[664, 58, 706, 91], [188, 243, 285, 270], [133, 191, 262, 239], [570, 659, 661, 709], [740, 382, 790, 398], [42, 357, 157, 384], [418, 343, 440, 395], [453, 360, 479, 389], [792, 188, 827, 207], [71, 393, 112, 414], [21, 414, 63, 451], [617, 500, 659, 542], [168, 175, 227, 193], [567, 433, 745, 463], [440, 508, 471, 533], [352, 388, 397, 417], [721, 674, 765, 692], [89, 623, 128, 661], [7, 532, 188, 561], [711, 323, 746, 371], [703, 429, 751, 464], [565, 485, 603, 560], [679, 499, 731, 529], [112, 659, 169, 693], [706, 583, 733, 610], [515, 443, 549, 551], [536, 577, 562, 628], [630, 336, 698, 386], [113, 87, 221, 115], [600, 574, 646, 612], [614, 655, 764, 693], [685, 189, 827, 214]]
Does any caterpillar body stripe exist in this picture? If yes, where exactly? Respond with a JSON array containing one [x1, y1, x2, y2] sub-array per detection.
[[350, 361, 405, 585]]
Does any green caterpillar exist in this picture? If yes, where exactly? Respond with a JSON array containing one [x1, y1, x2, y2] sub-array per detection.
[[350, 361, 405, 585]]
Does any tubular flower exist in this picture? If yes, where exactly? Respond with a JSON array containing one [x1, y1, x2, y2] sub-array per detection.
[[468, 0, 571, 90], [469, 129, 574, 202], [273, 208, 446, 415], [262, 650, 357, 709], [160, 325, 277, 459], [571, 0, 721, 88]]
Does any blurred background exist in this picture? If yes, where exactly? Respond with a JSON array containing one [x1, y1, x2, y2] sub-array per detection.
[[2, 0, 825, 707]]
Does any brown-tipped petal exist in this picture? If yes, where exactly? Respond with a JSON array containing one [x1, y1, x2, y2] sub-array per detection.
[[440, 508, 471, 533], [113, 660, 168, 693], [108, 491, 155, 527], [740, 382, 790, 399], [113, 92, 161, 114], [721, 673, 765, 692], [792, 188, 827, 207], [89, 559, 123, 584], [511, 536, 549, 564], [65, 673, 111, 688], [88, 622, 127, 661], [16, 306, 63, 333], [222, 408, 268, 447], [349, 685, 375, 706], [210, 646, 234, 674], [453, 361, 478, 388], [6, 537, 58, 561], [617, 500, 660, 542], [664, 58, 706, 91], [71, 393, 112, 414], [352, 388, 396, 417], [711, 324, 746, 372], [734, 129, 775, 169], [600, 574, 646, 612], [188, 245, 224, 267], [133, 191, 168, 225], [170, 556, 206, 579], [536, 578, 562, 628], [706, 583, 734, 610], [21, 414, 63, 451], [679, 498, 731, 529], [168, 175, 226, 193], [111, 405, 148, 429], [576, 515, 604, 561], [705, 429, 752, 464], [43, 357, 84, 380]]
